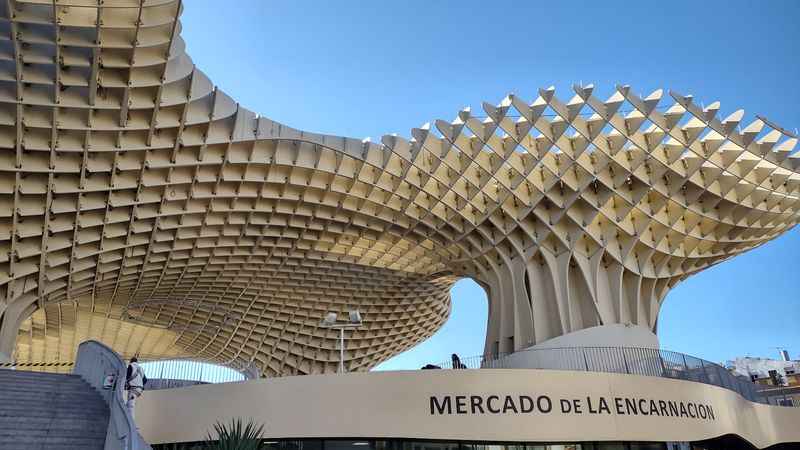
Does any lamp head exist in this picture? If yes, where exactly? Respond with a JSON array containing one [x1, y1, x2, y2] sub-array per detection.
[[348, 310, 362, 324], [321, 312, 337, 326]]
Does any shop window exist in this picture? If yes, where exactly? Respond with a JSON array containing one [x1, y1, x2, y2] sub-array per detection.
[[326, 440, 375, 450], [595, 443, 626, 450], [629, 443, 667, 450]]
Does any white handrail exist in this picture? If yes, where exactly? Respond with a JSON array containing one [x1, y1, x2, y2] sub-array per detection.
[[73, 340, 152, 450]]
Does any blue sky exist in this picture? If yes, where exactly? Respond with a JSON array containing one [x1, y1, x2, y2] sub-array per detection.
[[179, 1, 800, 369]]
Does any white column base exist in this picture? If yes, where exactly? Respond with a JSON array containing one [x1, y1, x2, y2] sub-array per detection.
[[526, 323, 659, 350], [495, 324, 659, 369]]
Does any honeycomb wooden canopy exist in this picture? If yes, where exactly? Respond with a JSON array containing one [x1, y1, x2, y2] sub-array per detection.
[[0, 0, 798, 377]]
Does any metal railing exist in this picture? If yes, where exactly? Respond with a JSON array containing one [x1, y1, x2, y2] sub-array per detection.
[[2, 357, 252, 389], [436, 346, 776, 406], [139, 359, 247, 386], [73, 340, 152, 450], [758, 386, 800, 407]]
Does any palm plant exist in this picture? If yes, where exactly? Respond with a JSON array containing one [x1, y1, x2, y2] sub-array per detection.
[[203, 418, 267, 450]]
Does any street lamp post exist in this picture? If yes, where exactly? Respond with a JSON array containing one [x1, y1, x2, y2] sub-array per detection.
[[320, 310, 362, 373]]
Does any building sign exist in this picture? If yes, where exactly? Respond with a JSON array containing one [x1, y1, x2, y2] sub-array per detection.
[[429, 395, 715, 420]]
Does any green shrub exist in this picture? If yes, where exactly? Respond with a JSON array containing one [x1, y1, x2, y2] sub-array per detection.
[[203, 418, 267, 450]]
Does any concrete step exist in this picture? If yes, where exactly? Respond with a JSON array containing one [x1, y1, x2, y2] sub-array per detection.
[[0, 407, 109, 419], [0, 395, 108, 412], [0, 373, 84, 380], [0, 388, 101, 399], [0, 390, 108, 402], [0, 401, 108, 412], [0, 378, 86, 387], [0, 387, 105, 400], [0, 368, 112, 450], [0, 416, 109, 429], [0, 383, 103, 393], [0, 377, 85, 387], [0, 402, 109, 417], [0, 377, 90, 387], [2, 446, 104, 450], [0, 371, 86, 380], [0, 375, 102, 392], [0, 397, 109, 410], [0, 384, 99, 396], [0, 434, 105, 449], [0, 425, 107, 438], [0, 370, 80, 380], [2, 446, 103, 450]]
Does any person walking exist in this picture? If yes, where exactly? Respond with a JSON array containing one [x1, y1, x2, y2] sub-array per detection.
[[125, 357, 146, 416]]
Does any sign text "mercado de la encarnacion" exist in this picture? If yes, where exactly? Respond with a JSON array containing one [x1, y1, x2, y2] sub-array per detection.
[[429, 394, 716, 420]]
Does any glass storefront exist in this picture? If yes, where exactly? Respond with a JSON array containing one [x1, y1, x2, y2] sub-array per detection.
[[152, 439, 671, 450]]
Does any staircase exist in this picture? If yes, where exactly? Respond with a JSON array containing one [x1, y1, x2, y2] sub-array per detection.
[[0, 368, 109, 450]]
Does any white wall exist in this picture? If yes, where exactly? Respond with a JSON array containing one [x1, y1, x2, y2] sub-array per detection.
[[136, 368, 800, 448]]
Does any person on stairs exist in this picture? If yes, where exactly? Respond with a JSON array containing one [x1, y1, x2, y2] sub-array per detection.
[[125, 356, 147, 417]]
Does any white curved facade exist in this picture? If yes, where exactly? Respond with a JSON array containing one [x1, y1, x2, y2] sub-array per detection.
[[136, 369, 800, 448]]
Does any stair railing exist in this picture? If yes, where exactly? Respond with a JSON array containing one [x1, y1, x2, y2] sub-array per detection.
[[74, 340, 152, 450]]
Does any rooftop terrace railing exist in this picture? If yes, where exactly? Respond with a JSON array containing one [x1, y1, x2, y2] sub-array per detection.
[[138, 359, 247, 389], [1, 356, 253, 388], [436, 346, 782, 406], [3, 345, 794, 408]]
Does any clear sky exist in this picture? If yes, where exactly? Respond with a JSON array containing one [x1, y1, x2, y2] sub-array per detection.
[[178, 1, 800, 370]]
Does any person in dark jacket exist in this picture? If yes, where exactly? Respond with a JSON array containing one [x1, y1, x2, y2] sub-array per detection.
[[451, 353, 467, 369]]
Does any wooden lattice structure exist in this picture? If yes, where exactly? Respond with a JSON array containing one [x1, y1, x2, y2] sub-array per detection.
[[0, 0, 797, 376]]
